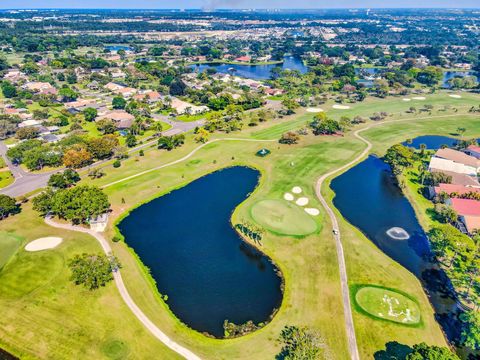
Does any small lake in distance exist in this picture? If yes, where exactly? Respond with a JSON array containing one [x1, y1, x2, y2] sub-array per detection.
[[190, 56, 308, 80], [118, 167, 283, 338]]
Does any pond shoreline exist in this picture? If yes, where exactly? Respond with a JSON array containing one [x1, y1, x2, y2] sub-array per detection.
[[114, 165, 285, 339]]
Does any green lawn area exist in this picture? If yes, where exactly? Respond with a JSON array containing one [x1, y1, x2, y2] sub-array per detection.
[[353, 285, 421, 326], [251, 110, 312, 140], [175, 113, 207, 122], [2, 91, 480, 359], [250, 199, 319, 236], [0, 170, 14, 189], [0, 232, 22, 269], [0, 205, 181, 360]]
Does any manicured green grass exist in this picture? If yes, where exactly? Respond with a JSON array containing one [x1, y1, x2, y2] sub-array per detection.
[[0, 205, 181, 360], [0, 170, 14, 189], [354, 285, 421, 326], [251, 111, 312, 139], [2, 91, 480, 360], [0, 232, 22, 269], [175, 113, 207, 122], [250, 199, 318, 236]]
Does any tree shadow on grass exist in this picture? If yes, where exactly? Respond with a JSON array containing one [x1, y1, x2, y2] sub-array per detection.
[[374, 341, 413, 360]]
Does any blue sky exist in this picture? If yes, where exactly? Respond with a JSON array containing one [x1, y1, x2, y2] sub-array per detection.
[[1, 0, 479, 9]]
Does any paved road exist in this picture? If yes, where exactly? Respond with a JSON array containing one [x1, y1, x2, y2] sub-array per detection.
[[0, 119, 204, 198], [45, 216, 202, 360], [0, 142, 59, 197]]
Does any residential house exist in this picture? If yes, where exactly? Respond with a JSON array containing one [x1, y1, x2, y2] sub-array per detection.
[[64, 99, 99, 112], [434, 148, 480, 171], [465, 145, 480, 159], [133, 90, 162, 103], [430, 183, 480, 199], [116, 87, 137, 99], [235, 56, 251, 63], [170, 97, 208, 115], [104, 82, 126, 92], [97, 110, 135, 129], [431, 170, 480, 188], [22, 82, 57, 95], [428, 157, 477, 177], [3, 70, 27, 83], [447, 198, 480, 235]]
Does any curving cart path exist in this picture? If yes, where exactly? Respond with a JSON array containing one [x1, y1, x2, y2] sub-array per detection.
[[313, 113, 477, 360], [43, 113, 476, 360], [45, 216, 202, 360]]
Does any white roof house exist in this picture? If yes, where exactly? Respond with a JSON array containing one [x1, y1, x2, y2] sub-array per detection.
[[428, 157, 477, 177], [170, 97, 208, 115], [18, 119, 42, 128]]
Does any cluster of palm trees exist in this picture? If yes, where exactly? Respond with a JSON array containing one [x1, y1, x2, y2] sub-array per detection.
[[236, 219, 265, 244]]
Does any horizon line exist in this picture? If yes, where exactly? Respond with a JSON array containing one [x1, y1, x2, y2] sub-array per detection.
[[1, 7, 480, 10]]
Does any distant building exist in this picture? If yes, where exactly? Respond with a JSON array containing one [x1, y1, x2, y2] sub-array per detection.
[[234, 56, 251, 62], [97, 110, 135, 129]]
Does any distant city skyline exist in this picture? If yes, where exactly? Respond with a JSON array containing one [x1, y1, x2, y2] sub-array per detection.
[[1, 0, 480, 9]]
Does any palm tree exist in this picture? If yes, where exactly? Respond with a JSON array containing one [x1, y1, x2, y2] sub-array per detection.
[[419, 143, 427, 157]]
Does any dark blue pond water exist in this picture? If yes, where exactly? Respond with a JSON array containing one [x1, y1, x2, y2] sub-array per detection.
[[331, 156, 431, 276], [190, 56, 308, 80], [354, 68, 478, 89], [118, 167, 282, 337], [105, 45, 132, 52], [402, 135, 459, 149], [331, 155, 461, 342]]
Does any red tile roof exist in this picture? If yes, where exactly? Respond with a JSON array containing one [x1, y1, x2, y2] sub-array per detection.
[[235, 56, 251, 62], [450, 198, 480, 217], [467, 144, 480, 153], [435, 183, 480, 196]]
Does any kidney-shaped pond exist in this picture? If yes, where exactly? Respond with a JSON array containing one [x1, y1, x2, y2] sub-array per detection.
[[118, 167, 283, 338]]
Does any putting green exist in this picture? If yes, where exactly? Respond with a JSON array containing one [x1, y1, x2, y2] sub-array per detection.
[[355, 286, 421, 325], [251, 199, 318, 236], [0, 232, 22, 270]]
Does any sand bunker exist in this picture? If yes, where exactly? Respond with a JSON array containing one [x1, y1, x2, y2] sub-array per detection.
[[386, 227, 410, 240], [449, 94, 462, 99], [292, 186, 302, 194], [296, 197, 309, 206], [284, 192, 294, 201], [306, 107, 324, 113], [25, 237, 63, 252], [305, 208, 320, 216], [412, 96, 426, 100], [402, 98, 411, 102], [332, 104, 351, 110]]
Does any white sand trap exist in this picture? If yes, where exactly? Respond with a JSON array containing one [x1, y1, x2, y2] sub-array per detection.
[[296, 197, 309, 206], [449, 94, 462, 99], [332, 104, 350, 110], [25, 237, 63, 252], [284, 192, 294, 201], [412, 96, 426, 100], [402, 98, 411, 102], [305, 208, 320, 216], [386, 227, 410, 240], [292, 186, 302, 194], [306, 107, 324, 113]]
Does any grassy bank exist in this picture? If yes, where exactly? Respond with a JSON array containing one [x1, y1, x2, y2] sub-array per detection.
[[1, 91, 480, 359]]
